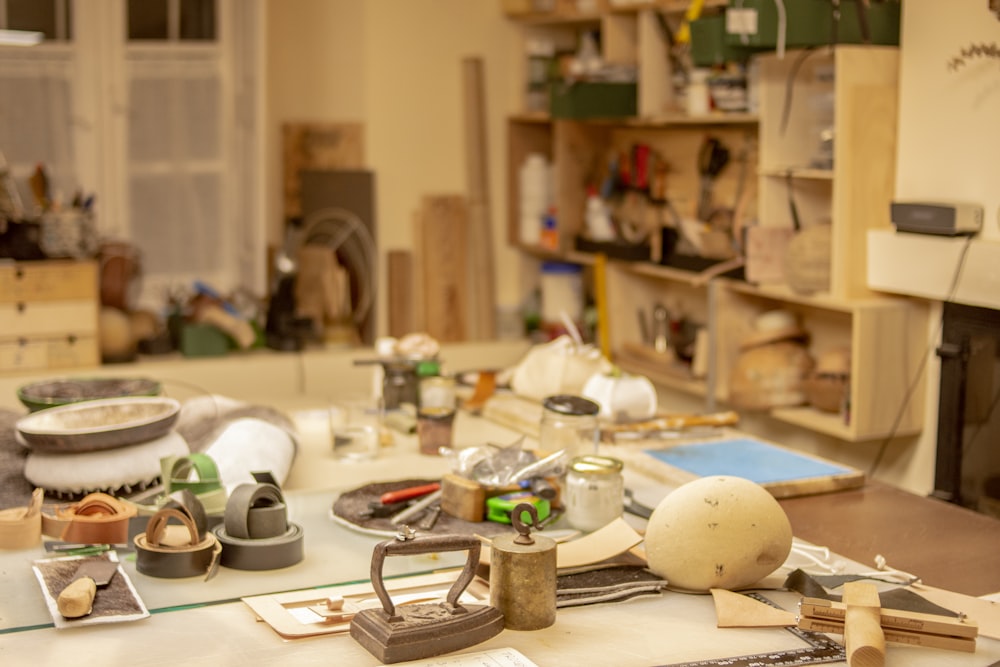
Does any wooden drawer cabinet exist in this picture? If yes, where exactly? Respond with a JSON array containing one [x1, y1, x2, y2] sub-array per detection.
[[0, 260, 100, 373]]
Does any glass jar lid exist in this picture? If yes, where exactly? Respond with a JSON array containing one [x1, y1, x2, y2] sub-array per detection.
[[542, 394, 600, 417], [569, 455, 623, 475]]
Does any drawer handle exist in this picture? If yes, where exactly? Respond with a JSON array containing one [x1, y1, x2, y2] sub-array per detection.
[[15, 267, 24, 279], [16, 302, 26, 313], [67, 334, 77, 345]]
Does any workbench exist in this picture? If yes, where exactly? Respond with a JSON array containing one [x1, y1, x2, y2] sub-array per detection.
[[1, 398, 998, 666]]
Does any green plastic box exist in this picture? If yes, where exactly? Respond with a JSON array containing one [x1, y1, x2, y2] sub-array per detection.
[[549, 81, 637, 119], [724, 0, 900, 49], [691, 15, 756, 66]]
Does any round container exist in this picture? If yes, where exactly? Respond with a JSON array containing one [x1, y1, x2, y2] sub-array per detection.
[[540, 261, 583, 325], [538, 394, 600, 458], [419, 374, 456, 411], [564, 455, 624, 532]]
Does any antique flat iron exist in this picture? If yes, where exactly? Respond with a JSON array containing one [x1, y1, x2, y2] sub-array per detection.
[[349, 529, 504, 664]]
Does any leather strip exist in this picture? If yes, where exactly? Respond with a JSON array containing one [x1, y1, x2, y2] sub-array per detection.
[[166, 454, 224, 496], [42, 492, 137, 544], [213, 482, 303, 571], [134, 493, 221, 580], [0, 488, 43, 550]]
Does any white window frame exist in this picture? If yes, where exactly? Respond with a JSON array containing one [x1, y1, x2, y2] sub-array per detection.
[[2, 0, 266, 305]]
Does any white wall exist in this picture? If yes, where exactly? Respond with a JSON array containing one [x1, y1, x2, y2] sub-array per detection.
[[264, 1, 524, 339], [260, 1, 1000, 496], [876, 0, 1000, 494]]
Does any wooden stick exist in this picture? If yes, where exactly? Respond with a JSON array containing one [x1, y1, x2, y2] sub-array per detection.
[[843, 581, 886, 667], [461, 56, 496, 340]]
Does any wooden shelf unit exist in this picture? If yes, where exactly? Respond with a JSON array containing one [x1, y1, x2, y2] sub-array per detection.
[[0, 260, 100, 373], [503, 10, 924, 442]]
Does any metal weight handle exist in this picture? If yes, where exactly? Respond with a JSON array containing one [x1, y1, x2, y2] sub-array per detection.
[[369, 533, 482, 620]]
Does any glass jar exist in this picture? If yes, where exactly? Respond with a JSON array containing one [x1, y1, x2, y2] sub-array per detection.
[[538, 394, 600, 458], [564, 455, 624, 532]]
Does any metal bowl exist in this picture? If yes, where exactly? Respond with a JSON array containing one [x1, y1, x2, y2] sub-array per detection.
[[17, 377, 162, 412], [15, 396, 181, 453]]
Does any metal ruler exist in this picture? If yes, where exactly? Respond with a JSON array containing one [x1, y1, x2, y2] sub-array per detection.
[[656, 593, 847, 667]]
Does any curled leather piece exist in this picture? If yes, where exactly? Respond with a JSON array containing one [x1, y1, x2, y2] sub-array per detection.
[[0, 488, 44, 550], [42, 492, 137, 544], [167, 454, 223, 496], [134, 491, 221, 580], [162, 454, 228, 515], [213, 482, 303, 571]]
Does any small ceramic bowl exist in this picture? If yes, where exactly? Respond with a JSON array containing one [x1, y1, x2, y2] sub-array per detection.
[[17, 377, 162, 412]]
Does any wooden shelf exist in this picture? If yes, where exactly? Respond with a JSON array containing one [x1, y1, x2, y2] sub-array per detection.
[[759, 167, 834, 180], [504, 25, 920, 442]]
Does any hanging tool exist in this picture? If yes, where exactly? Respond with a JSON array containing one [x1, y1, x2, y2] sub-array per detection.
[[696, 137, 730, 222]]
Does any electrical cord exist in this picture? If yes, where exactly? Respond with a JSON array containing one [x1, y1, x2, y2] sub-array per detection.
[[868, 234, 975, 479]]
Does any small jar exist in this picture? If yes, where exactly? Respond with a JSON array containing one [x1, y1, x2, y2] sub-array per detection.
[[538, 394, 600, 458], [564, 455, 624, 532]]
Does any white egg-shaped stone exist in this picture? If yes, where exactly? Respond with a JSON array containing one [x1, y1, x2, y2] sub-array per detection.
[[644, 475, 793, 592]]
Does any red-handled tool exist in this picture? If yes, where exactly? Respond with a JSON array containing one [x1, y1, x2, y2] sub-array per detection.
[[379, 482, 440, 506]]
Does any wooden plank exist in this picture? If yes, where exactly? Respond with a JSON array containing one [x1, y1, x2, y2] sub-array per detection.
[[386, 250, 413, 338], [281, 122, 364, 221], [461, 57, 496, 340], [415, 195, 469, 343]]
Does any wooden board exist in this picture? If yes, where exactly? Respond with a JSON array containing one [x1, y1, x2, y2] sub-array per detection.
[[386, 250, 413, 338], [415, 195, 469, 342], [621, 435, 865, 499], [282, 122, 364, 220], [462, 56, 496, 340]]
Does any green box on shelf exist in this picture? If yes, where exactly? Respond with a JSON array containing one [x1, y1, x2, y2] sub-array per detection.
[[549, 81, 637, 119], [180, 323, 233, 357], [724, 0, 899, 49], [691, 15, 756, 66]]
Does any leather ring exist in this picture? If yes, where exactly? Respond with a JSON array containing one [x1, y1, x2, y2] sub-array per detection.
[[168, 454, 223, 495], [214, 482, 302, 571], [212, 522, 304, 571], [134, 501, 221, 580], [0, 488, 43, 549], [224, 483, 286, 540], [162, 489, 208, 539], [43, 492, 137, 544]]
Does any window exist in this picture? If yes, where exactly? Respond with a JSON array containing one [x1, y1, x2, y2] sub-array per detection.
[[0, 0, 264, 308]]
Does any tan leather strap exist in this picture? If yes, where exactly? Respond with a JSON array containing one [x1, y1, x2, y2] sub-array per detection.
[[43, 492, 137, 544], [0, 488, 43, 550], [134, 494, 220, 580]]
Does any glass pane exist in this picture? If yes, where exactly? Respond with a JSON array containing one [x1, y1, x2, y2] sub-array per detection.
[[180, 0, 216, 41], [128, 0, 168, 40], [8, 0, 56, 39], [130, 172, 222, 274], [129, 75, 220, 161]]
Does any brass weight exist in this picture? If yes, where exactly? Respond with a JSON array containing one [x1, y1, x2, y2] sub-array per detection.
[[489, 503, 557, 631]]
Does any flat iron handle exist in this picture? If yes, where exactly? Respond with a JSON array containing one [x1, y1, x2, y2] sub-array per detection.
[[370, 534, 481, 618]]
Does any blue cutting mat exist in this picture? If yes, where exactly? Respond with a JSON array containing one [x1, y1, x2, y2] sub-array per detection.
[[643, 437, 854, 485]]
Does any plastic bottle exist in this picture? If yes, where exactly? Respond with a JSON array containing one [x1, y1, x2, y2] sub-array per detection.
[[520, 153, 551, 246], [584, 186, 615, 241], [539, 207, 559, 251]]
